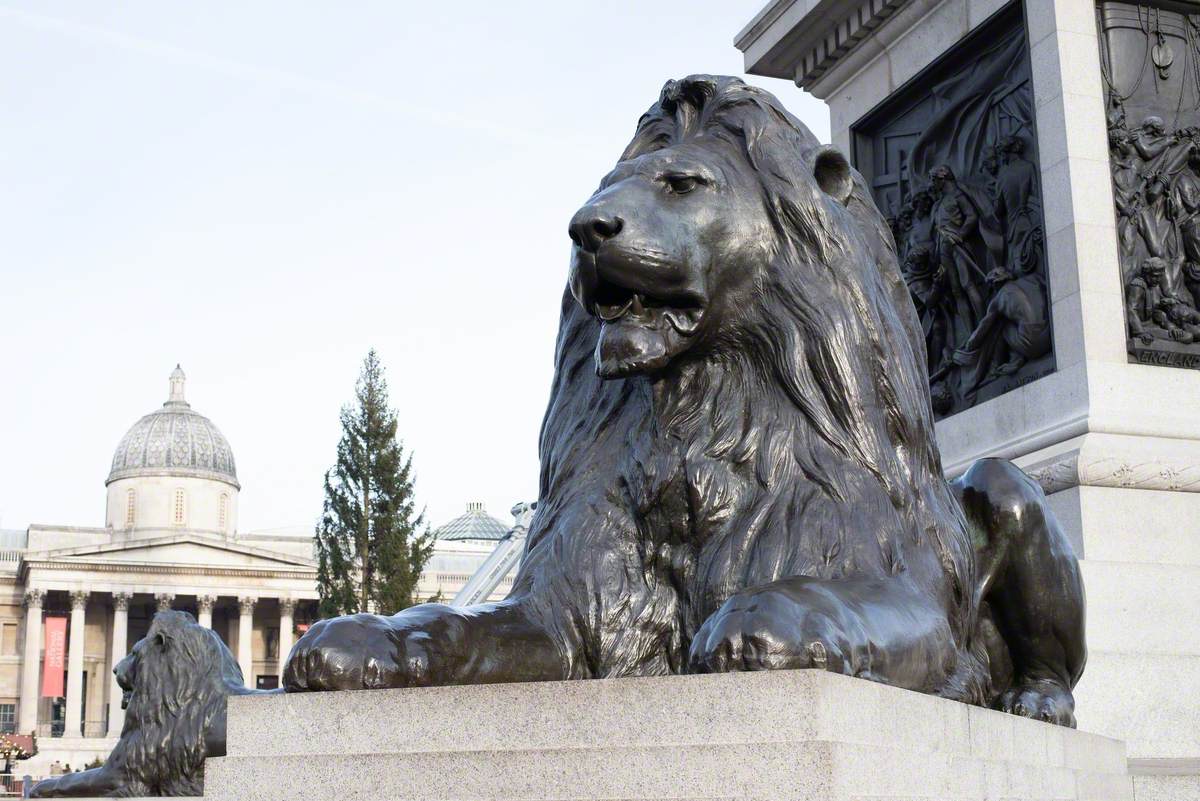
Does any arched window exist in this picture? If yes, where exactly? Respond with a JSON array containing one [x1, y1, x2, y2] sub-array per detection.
[[125, 489, 136, 527], [218, 493, 228, 532], [173, 489, 186, 526]]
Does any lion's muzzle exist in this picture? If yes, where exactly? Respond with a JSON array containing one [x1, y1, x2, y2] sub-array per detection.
[[568, 206, 623, 254]]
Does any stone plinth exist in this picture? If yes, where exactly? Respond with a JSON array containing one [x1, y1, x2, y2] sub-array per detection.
[[198, 671, 1130, 801], [735, 0, 1200, 794]]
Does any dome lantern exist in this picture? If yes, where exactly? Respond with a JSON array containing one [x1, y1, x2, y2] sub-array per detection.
[[167, 364, 188, 407]]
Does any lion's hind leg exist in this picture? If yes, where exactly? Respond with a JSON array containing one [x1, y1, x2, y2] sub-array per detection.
[[953, 458, 1086, 727]]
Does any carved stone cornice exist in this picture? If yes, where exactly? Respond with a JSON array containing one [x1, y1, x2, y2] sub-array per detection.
[[736, 0, 913, 89], [69, 591, 89, 610], [20, 559, 316, 581], [112, 592, 131, 612], [1022, 434, 1200, 495], [1027, 452, 1200, 494], [238, 596, 257, 616], [22, 589, 45, 610]]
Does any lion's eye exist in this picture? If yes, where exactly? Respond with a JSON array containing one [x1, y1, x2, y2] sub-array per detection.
[[664, 174, 701, 194]]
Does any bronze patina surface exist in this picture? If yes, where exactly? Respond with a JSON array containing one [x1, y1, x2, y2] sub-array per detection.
[[283, 76, 1086, 728]]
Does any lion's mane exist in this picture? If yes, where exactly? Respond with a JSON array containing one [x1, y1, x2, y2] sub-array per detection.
[[515, 76, 984, 698], [31, 610, 249, 798]]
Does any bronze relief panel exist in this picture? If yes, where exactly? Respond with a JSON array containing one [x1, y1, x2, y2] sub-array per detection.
[[1100, 1, 1200, 368], [852, 3, 1055, 418]]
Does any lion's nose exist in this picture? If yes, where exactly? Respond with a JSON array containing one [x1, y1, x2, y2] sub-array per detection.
[[569, 207, 623, 253]]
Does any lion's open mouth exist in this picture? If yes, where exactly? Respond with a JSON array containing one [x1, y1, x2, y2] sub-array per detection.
[[590, 278, 703, 336], [586, 276, 705, 379], [121, 690, 132, 710]]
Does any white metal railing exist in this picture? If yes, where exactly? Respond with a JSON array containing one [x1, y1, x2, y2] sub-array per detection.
[[431, 572, 514, 586], [0, 773, 31, 797]]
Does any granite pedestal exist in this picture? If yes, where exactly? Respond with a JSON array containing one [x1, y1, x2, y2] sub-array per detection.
[[192, 671, 1131, 801], [736, 1, 1200, 798]]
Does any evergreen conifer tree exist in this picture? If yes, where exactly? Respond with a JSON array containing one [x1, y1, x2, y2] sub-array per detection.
[[315, 350, 434, 617]]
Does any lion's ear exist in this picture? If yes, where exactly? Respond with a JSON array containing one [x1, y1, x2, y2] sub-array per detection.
[[811, 145, 854, 206]]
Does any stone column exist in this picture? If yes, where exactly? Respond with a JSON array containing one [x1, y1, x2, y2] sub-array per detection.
[[197, 595, 216, 629], [237, 596, 256, 687], [155, 593, 175, 612], [65, 591, 88, 737], [18, 589, 44, 733], [277, 598, 296, 679], [106, 593, 130, 738]]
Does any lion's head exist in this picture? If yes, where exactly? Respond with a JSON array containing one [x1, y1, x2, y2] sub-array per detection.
[[568, 76, 922, 386], [112, 611, 244, 792], [117, 610, 244, 721], [31, 610, 248, 798]]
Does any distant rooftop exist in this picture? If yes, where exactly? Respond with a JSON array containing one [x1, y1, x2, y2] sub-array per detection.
[[433, 502, 510, 542], [0, 529, 27, 550]]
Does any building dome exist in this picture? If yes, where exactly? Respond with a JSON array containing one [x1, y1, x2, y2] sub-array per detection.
[[433, 502, 510, 542], [106, 366, 239, 489]]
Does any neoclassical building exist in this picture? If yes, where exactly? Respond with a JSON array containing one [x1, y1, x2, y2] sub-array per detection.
[[1, 367, 517, 774], [0, 367, 319, 772]]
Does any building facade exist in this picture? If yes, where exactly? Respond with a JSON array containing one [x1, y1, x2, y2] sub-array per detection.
[[2, 367, 516, 775], [418, 501, 518, 602]]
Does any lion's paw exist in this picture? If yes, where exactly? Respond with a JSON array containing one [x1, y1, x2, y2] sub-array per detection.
[[27, 779, 53, 798], [688, 589, 864, 675], [997, 679, 1076, 728], [283, 614, 420, 692]]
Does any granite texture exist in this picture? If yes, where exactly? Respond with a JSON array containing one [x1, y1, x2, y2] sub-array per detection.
[[201, 671, 1131, 801], [1133, 775, 1200, 801], [223, 670, 1122, 762], [203, 743, 1119, 801]]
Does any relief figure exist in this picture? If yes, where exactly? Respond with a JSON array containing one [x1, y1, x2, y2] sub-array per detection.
[[931, 165, 988, 345]]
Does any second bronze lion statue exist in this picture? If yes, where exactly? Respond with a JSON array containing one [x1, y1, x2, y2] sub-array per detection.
[[30, 611, 267, 798], [285, 75, 1085, 726]]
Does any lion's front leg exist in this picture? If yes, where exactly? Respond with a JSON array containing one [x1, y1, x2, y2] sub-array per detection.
[[688, 576, 958, 692], [283, 600, 568, 691], [28, 765, 144, 798]]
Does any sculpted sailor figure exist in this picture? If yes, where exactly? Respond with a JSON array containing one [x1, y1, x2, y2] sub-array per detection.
[[1108, 126, 1140, 210], [1129, 173, 1176, 269], [905, 189, 937, 259], [948, 266, 1050, 392], [930, 165, 988, 343], [1126, 256, 1196, 344], [284, 75, 1085, 728], [1173, 146, 1200, 305], [992, 136, 1042, 276], [1131, 115, 1174, 167]]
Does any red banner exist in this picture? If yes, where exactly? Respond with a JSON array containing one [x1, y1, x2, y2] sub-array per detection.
[[41, 617, 66, 698]]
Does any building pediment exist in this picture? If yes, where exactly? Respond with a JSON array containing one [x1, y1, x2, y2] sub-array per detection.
[[22, 533, 315, 576]]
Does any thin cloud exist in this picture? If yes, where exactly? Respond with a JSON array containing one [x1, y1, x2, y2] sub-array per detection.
[[0, 5, 553, 146]]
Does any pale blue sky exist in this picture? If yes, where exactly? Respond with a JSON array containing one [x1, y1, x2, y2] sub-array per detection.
[[0, 2, 829, 534]]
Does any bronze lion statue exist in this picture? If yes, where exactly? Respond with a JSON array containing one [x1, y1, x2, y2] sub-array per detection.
[[31, 610, 265, 797], [285, 75, 1085, 726]]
